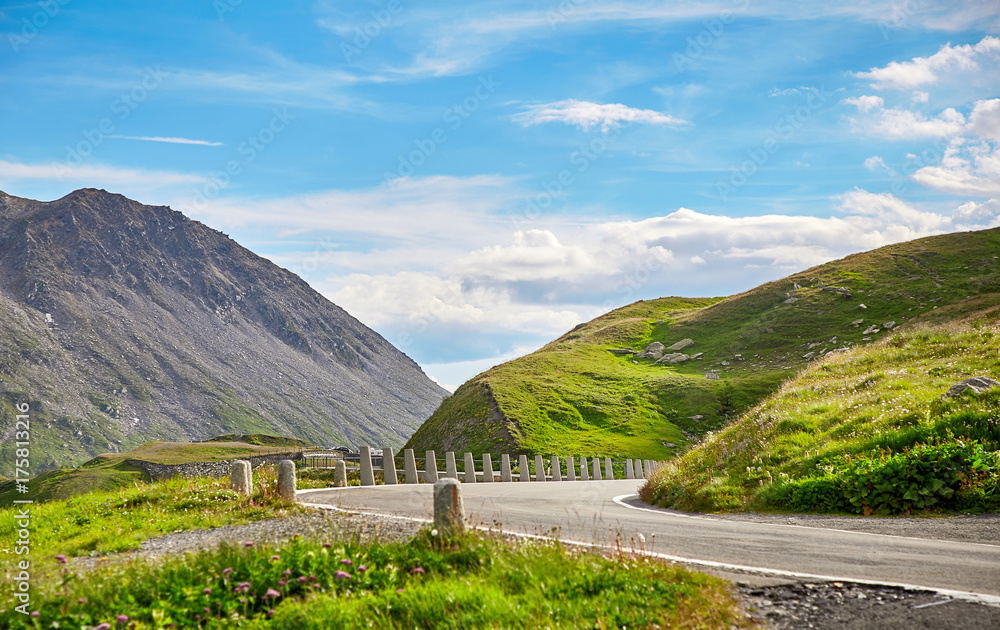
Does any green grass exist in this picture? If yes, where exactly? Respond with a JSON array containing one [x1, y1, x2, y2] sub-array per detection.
[[641, 321, 1000, 514], [407, 227, 1000, 462], [0, 530, 755, 629], [204, 434, 314, 448]]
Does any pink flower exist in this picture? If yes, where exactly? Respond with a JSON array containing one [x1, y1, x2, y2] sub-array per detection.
[[55, 554, 67, 564], [340, 559, 353, 566], [265, 588, 280, 598], [334, 570, 352, 580], [270, 555, 280, 561], [298, 576, 307, 584], [282, 569, 292, 577], [409, 567, 425, 575], [358, 565, 368, 573], [203, 587, 211, 595], [277, 580, 287, 587], [244, 541, 254, 548], [117, 614, 129, 623], [30, 611, 39, 618], [78, 598, 87, 604], [223, 567, 233, 577], [323, 542, 332, 548], [92, 624, 111, 630]]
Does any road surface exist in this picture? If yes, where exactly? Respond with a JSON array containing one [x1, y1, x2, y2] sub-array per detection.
[[299, 479, 1000, 602]]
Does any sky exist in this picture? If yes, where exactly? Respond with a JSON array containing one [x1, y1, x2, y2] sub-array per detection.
[[1, 1, 999, 391]]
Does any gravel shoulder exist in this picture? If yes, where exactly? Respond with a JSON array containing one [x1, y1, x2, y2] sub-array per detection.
[[71, 503, 1000, 629]]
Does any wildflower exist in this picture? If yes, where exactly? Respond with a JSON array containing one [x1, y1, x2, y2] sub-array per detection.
[[265, 588, 280, 598], [323, 542, 332, 548], [271, 555, 280, 561], [223, 567, 234, 577], [334, 570, 352, 580], [203, 588, 212, 595], [430, 528, 438, 537], [30, 611, 39, 618], [117, 615, 129, 624], [397, 588, 405, 593], [92, 624, 111, 630], [358, 565, 368, 573], [267, 609, 275, 619], [55, 554, 68, 564], [409, 567, 425, 575], [244, 541, 254, 548], [282, 569, 292, 577], [298, 576, 308, 584], [278, 580, 287, 587], [340, 558, 353, 566], [78, 598, 87, 604]]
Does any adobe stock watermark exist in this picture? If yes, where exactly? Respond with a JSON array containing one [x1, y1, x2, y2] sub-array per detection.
[[876, 0, 927, 41], [8, 0, 71, 54], [509, 123, 621, 232], [715, 85, 834, 201], [673, 0, 752, 71], [214, 0, 243, 19], [55, 65, 169, 180], [341, 0, 406, 62], [10, 401, 34, 616], [382, 75, 501, 189], [191, 107, 295, 209]]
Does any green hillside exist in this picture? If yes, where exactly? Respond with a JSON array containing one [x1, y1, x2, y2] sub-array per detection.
[[406, 227, 1000, 460], [641, 321, 1000, 514]]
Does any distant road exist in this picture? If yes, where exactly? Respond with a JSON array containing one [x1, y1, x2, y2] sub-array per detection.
[[299, 479, 1000, 600]]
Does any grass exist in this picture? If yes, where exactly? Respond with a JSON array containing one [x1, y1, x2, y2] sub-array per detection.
[[0, 465, 304, 564], [0, 529, 755, 629], [407, 227, 1000, 463], [641, 321, 1000, 514]]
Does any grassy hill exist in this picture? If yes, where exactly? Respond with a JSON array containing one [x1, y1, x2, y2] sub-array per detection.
[[641, 320, 1000, 514], [406, 227, 1000, 460], [0, 435, 305, 504]]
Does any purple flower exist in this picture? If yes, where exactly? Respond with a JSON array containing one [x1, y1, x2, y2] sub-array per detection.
[[323, 542, 332, 548], [358, 565, 368, 573], [55, 554, 67, 564], [409, 567, 425, 575], [92, 624, 111, 630], [117, 614, 129, 623], [334, 570, 352, 580], [298, 576, 307, 584], [265, 588, 280, 598], [278, 579, 287, 587], [396, 588, 405, 593], [282, 569, 292, 577], [30, 611, 39, 618], [267, 609, 275, 619], [223, 567, 234, 577], [244, 541, 254, 548], [270, 555, 280, 561], [340, 558, 353, 566], [78, 598, 87, 604], [203, 587, 211, 595]]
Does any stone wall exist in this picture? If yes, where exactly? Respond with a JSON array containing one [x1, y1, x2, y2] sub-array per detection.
[[128, 451, 305, 481]]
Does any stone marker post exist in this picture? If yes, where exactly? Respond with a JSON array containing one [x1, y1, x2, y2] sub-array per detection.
[[404, 449, 418, 484], [446, 452, 459, 479], [360, 446, 376, 487], [433, 478, 465, 535], [567, 456, 576, 481], [277, 459, 297, 501], [500, 454, 513, 482], [645, 460, 652, 477], [518, 455, 530, 482], [482, 453, 494, 483], [383, 447, 398, 485], [605, 457, 614, 480], [334, 460, 347, 487], [580, 457, 590, 481], [635, 459, 644, 479], [464, 452, 477, 483], [626, 459, 635, 479], [592, 456, 602, 481], [425, 450, 439, 483], [230, 460, 252, 496], [551, 455, 562, 482]]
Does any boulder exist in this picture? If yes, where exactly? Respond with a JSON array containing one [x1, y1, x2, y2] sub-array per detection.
[[884, 321, 896, 329], [636, 342, 666, 360], [942, 377, 1000, 399], [705, 372, 719, 380], [783, 297, 799, 304], [608, 348, 638, 355], [863, 324, 880, 335], [656, 353, 690, 365], [666, 338, 695, 351]]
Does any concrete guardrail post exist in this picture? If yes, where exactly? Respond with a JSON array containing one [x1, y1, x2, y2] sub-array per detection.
[[433, 478, 465, 535], [446, 451, 458, 479], [566, 456, 576, 481], [518, 455, 531, 482], [277, 459, 297, 501], [359, 446, 376, 486], [645, 460, 652, 478], [404, 448, 418, 484], [592, 456, 602, 481], [501, 454, 513, 482], [482, 453, 494, 483], [551, 455, 562, 482], [230, 460, 252, 496], [464, 452, 477, 483], [580, 456, 590, 481], [635, 459, 644, 479], [626, 459, 635, 479], [605, 457, 614, 480], [534, 455, 545, 482], [383, 447, 398, 485], [425, 450, 439, 483], [334, 459, 347, 487]]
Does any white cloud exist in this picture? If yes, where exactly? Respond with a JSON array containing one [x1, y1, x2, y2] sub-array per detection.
[[0, 159, 209, 189], [512, 99, 689, 131], [871, 106, 967, 138], [912, 91, 929, 104], [953, 199, 1000, 228], [864, 156, 894, 174], [843, 95, 884, 112], [912, 139, 1000, 197], [108, 135, 224, 146], [854, 36, 1000, 90], [967, 98, 1000, 142]]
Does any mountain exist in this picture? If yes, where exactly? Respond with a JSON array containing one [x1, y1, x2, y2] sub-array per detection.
[[0, 189, 448, 472], [405, 227, 1000, 460]]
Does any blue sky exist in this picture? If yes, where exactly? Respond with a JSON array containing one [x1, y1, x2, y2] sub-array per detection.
[[2, 1, 999, 390]]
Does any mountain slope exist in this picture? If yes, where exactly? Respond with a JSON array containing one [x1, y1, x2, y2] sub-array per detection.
[[406, 228, 1000, 460], [0, 189, 448, 472]]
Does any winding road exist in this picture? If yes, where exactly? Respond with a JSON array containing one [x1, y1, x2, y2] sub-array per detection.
[[299, 479, 1000, 603]]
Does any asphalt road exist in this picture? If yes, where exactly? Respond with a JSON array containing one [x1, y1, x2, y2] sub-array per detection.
[[299, 479, 1000, 602]]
